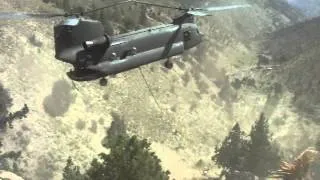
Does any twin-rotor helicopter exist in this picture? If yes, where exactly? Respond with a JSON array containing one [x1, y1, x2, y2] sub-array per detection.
[[0, 0, 251, 86]]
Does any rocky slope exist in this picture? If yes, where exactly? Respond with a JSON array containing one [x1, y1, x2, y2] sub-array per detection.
[[1, 0, 319, 179], [257, 15, 320, 154]]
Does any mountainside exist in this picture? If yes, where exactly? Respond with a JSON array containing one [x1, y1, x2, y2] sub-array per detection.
[[258, 16, 320, 153], [1, 0, 319, 179]]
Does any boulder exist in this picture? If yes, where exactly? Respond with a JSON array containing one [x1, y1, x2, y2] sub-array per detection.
[[0, 170, 24, 180]]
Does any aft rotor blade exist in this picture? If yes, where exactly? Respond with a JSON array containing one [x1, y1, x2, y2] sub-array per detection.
[[188, 4, 252, 16], [0, 12, 67, 20]]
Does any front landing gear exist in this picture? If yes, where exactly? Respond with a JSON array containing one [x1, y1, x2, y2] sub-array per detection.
[[164, 59, 173, 69], [99, 78, 108, 86]]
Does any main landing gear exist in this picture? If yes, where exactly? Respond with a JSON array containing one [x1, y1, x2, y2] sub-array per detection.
[[99, 78, 108, 86], [164, 59, 173, 69]]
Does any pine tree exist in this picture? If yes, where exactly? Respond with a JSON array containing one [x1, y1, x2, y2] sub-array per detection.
[[86, 135, 170, 180], [212, 123, 249, 173], [90, 2, 100, 20], [63, 0, 71, 12], [139, 5, 148, 26], [53, 0, 63, 9], [0, 83, 12, 116], [112, 7, 122, 22], [101, 112, 126, 148], [0, 150, 22, 173], [62, 157, 88, 180], [63, 118, 170, 180], [246, 113, 280, 177], [316, 136, 320, 151], [0, 83, 13, 130], [100, 10, 114, 35]]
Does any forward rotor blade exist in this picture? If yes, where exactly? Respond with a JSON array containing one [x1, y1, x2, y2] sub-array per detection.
[[0, 12, 66, 20], [82, 0, 185, 15], [188, 4, 252, 16]]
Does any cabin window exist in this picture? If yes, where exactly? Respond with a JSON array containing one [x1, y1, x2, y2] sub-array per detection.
[[184, 31, 191, 41]]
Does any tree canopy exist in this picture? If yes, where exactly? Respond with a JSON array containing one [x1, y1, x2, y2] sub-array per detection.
[[63, 118, 170, 180], [87, 135, 170, 180], [246, 113, 280, 177], [212, 123, 249, 172], [212, 114, 281, 178]]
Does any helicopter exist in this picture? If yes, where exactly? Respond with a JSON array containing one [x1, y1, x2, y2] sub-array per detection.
[[0, 0, 251, 86]]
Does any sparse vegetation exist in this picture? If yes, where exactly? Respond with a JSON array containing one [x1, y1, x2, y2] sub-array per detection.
[[88, 120, 97, 133], [181, 72, 191, 87], [0, 139, 23, 177], [197, 80, 210, 94], [28, 34, 43, 47], [75, 119, 86, 130], [170, 105, 177, 112], [0, 82, 29, 131], [175, 60, 186, 70], [63, 157, 86, 180], [0, 82, 28, 178], [0, 104, 29, 130]]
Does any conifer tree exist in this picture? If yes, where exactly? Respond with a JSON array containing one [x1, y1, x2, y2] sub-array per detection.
[[62, 157, 88, 180], [101, 112, 126, 148], [63, 0, 71, 12], [112, 7, 122, 22], [54, 0, 63, 9], [139, 5, 148, 26], [246, 113, 280, 177], [63, 118, 170, 180], [100, 10, 114, 35], [90, 2, 100, 20], [0, 83, 12, 116], [86, 135, 170, 180], [212, 123, 249, 173]]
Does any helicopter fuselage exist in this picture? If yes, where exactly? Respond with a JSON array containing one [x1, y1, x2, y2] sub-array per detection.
[[54, 16, 203, 82]]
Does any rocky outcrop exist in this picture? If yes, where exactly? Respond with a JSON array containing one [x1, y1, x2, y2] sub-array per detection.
[[0, 170, 24, 180]]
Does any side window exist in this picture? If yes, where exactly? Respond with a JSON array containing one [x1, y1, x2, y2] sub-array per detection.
[[184, 31, 191, 41]]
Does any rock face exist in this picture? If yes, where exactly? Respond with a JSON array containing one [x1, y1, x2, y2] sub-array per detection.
[[0, 170, 24, 180]]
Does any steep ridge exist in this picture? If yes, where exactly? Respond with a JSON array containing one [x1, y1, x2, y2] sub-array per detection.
[[260, 15, 320, 127], [263, 15, 320, 61]]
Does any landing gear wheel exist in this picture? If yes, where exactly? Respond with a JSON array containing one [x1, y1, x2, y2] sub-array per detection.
[[164, 60, 173, 69], [99, 78, 108, 86]]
